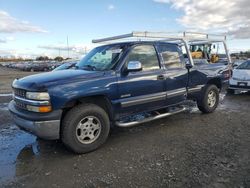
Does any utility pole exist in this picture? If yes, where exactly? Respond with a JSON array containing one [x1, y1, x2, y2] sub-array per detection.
[[67, 36, 69, 58]]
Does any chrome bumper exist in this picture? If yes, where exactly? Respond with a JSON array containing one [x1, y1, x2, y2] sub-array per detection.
[[12, 114, 60, 140]]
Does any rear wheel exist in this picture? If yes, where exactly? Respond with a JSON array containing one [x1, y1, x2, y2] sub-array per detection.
[[61, 104, 110, 154], [197, 84, 219, 113]]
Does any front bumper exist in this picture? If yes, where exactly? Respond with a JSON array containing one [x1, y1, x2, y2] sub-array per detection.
[[8, 100, 62, 140]]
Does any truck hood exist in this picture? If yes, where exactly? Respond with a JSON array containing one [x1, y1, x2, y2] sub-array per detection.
[[13, 69, 105, 91]]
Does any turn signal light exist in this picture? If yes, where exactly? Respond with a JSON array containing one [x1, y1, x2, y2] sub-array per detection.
[[38, 106, 52, 113], [27, 105, 52, 113]]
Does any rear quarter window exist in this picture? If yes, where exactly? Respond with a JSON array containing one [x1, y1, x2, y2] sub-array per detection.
[[157, 44, 184, 69]]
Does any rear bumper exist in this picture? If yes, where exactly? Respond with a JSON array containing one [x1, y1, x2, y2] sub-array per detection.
[[8, 100, 62, 140], [228, 85, 250, 91], [229, 79, 250, 90]]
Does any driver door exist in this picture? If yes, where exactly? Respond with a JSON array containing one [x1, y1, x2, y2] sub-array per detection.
[[117, 44, 166, 117]]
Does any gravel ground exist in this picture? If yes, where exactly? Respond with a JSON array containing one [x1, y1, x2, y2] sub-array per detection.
[[0, 66, 40, 94], [0, 91, 249, 188]]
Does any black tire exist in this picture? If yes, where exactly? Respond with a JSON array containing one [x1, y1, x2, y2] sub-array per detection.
[[197, 84, 219, 113], [61, 103, 110, 154], [227, 88, 235, 95]]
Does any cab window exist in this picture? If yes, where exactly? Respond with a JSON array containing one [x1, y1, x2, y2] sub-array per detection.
[[126, 45, 159, 71]]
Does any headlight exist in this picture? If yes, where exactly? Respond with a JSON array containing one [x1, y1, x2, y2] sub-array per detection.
[[26, 92, 50, 100]]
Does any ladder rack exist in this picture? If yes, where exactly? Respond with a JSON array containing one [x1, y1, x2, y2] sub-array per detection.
[[92, 31, 227, 44]]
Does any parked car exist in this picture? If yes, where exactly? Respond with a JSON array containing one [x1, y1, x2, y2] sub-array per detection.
[[19, 62, 34, 71], [48, 61, 62, 70], [22, 62, 53, 72], [8, 32, 232, 154], [228, 60, 250, 93], [232, 60, 245, 68]]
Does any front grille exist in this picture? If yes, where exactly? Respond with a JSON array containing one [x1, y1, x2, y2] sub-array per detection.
[[14, 100, 27, 110], [13, 88, 27, 110], [13, 88, 26, 98]]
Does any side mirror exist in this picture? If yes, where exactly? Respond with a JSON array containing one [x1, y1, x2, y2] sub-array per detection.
[[127, 61, 142, 72], [185, 60, 193, 69], [233, 64, 238, 68]]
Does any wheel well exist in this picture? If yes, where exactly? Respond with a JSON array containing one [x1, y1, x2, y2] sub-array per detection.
[[207, 78, 222, 90], [62, 95, 114, 121]]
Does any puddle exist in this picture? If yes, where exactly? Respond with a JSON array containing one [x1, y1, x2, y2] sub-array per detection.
[[0, 124, 68, 185], [218, 103, 239, 112], [218, 92, 249, 112], [0, 103, 9, 111], [187, 93, 233, 114], [0, 124, 37, 184], [219, 93, 226, 101]]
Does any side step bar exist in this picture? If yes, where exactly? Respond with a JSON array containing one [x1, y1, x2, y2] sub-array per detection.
[[115, 106, 187, 128]]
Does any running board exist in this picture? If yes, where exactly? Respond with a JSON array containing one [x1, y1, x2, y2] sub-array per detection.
[[115, 106, 187, 128]]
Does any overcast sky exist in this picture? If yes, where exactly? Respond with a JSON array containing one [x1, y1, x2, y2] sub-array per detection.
[[1, 0, 250, 58]]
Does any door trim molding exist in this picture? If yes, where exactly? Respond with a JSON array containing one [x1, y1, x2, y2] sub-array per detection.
[[120, 92, 166, 107], [167, 88, 186, 98], [188, 84, 205, 93], [117, 85, 202, 108]]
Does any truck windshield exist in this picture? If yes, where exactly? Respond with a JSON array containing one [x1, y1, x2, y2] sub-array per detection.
[[77, 45, 125, 71]]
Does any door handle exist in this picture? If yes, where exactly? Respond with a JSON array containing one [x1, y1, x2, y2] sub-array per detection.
[[157, 75, 165, 80]]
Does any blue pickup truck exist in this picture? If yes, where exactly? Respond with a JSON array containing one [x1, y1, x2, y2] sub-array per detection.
[[8, 32, 231, 153]]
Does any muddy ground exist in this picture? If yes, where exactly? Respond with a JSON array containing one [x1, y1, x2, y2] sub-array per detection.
[[0, 67, 249, 187]]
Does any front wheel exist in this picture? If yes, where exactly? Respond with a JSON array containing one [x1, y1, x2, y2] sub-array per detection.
[[61, 104, 110, 154], [197, 85, 219, 113]]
